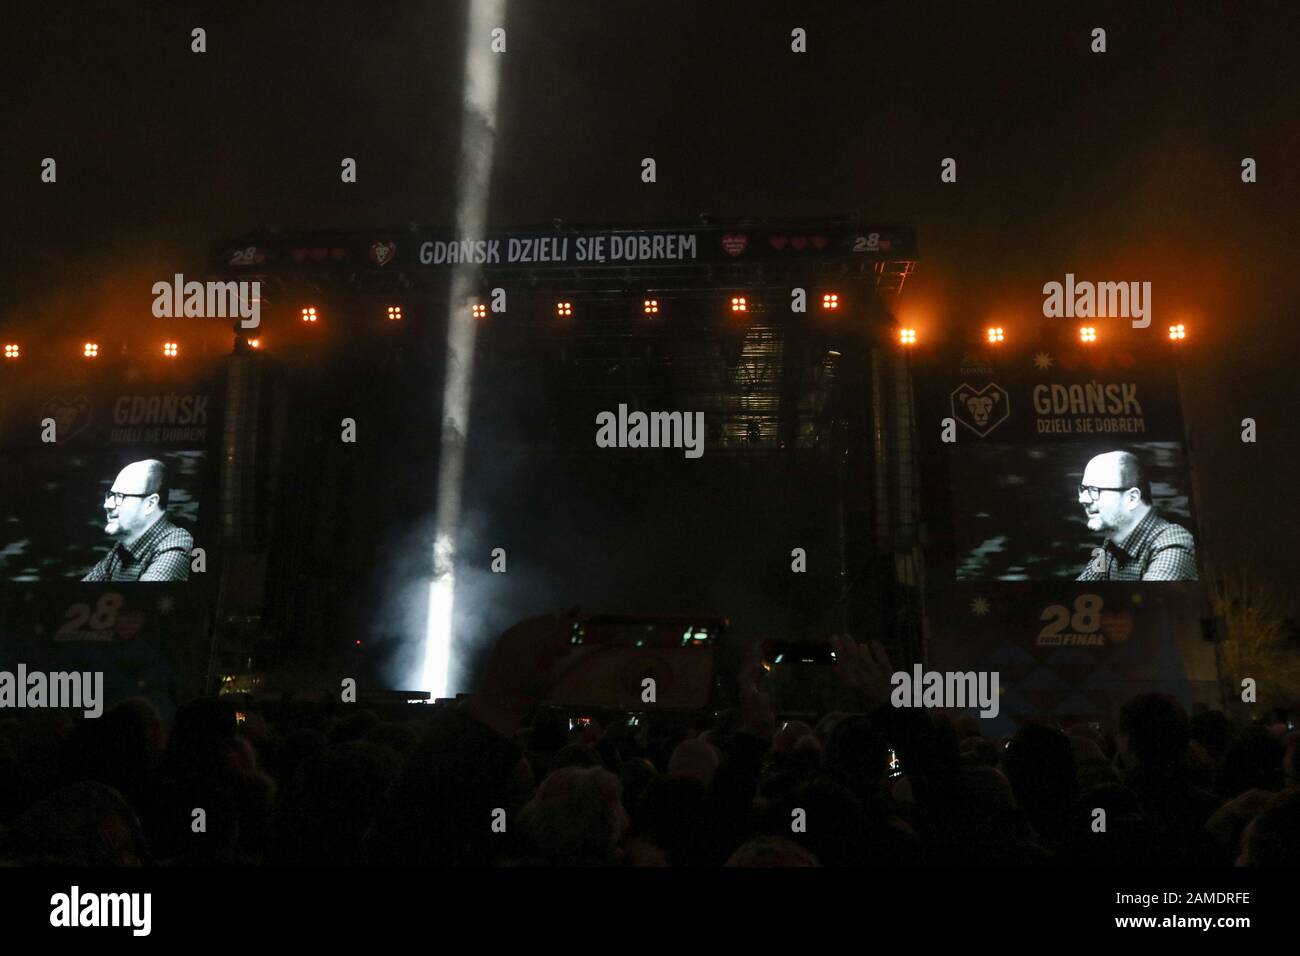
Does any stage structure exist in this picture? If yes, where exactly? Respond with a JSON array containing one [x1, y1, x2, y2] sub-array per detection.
[[199, 217, 924, 698], [0, 218, 1220, 726]]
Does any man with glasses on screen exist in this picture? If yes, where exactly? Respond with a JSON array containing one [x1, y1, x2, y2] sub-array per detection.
[[1076, 450, 1197, 581], [82, 459, 192, 582]]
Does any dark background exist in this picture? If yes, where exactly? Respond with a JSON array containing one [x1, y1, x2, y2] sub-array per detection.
[[2, 1, 1297, 608]]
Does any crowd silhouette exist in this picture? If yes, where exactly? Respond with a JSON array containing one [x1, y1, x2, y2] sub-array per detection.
[[2, 619, 1297, 867]]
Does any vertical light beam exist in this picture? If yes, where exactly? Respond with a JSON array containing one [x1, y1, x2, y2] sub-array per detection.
[[421, 0, 506, 700]]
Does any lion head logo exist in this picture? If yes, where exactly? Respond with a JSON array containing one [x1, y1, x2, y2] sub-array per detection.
[[369, 241, 396, 267], [951, 383, 1010, 437], [42, 395, 93, 442]]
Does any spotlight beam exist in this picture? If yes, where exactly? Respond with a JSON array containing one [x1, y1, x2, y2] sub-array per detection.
[[420, 0, 507, 701]]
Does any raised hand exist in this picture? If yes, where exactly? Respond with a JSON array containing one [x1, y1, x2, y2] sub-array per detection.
[[829, 633, 895, 713], [736, 660, 776, 743]]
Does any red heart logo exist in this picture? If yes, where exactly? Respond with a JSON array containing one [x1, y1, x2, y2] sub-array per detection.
[[810, 236, 827, 249], [254, 253, 266, 263], [291, 248, 308, 262], [879, 238, 892, 250], [1101, 613, 1134, 644], [769, 236, 788, 250], [791, 236, 808, 250], [114, 612, 145, 640], [721, 234, 748, 256], [369, 241, 396, 267]]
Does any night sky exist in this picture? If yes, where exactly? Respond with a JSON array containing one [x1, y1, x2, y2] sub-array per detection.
[[3, 1, 1298, 609]]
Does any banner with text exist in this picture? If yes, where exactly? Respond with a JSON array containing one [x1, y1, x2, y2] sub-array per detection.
[[916, 349, 1215, 728]]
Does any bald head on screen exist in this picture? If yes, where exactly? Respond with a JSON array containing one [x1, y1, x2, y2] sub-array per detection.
[[83, 458, 192, 582]]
